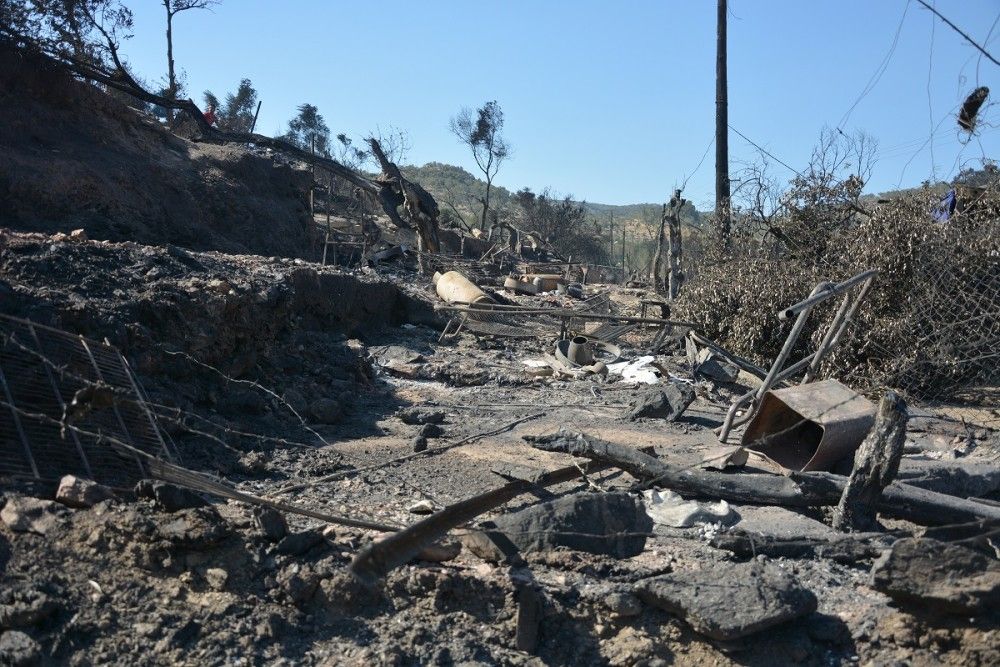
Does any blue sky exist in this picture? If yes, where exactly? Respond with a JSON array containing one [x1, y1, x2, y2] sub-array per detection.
[[117, 0, 1000, 208]]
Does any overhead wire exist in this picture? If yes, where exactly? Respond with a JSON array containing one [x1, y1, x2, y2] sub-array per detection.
[[837, 0, 912, 132], [915, 0, 1000, 69], [728, 124, 803, 177], [680, 136, 714, 192]]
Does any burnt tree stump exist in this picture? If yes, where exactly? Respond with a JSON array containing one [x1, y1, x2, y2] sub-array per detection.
[[833, 392, 908, 532]]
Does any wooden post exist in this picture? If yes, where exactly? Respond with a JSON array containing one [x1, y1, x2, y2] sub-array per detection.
[[667, 189, 684, 300], [833, 392, 908, 532], [715, 0, 731, 247]]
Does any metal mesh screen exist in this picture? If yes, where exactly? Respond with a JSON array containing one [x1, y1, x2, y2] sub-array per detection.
[[0, 315, 176, 487]]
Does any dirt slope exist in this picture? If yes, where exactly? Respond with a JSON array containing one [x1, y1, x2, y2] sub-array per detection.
[[0, 46, 315, 258]]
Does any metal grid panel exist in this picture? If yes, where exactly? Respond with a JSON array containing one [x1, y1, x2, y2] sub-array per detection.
[[0, 315, 175, 486]]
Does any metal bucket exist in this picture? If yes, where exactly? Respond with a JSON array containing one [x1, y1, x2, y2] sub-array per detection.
[[740, 379, 875, 472]]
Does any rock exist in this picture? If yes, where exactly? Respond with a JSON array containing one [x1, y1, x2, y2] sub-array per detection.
[[694, 349, 740, 383], [1, 498, 64, 535], [309, 398, 343, 424], [157, 507, 230, 549], [154, 484, 208, 512], [276, 529, 325, 556], [636, 561, 817, 641], [870, 538, 1000, 614], [277, 566, 320, 605], [0, 630, 41, 667], [419, 423, 444, 438], [733, 506, 840, 541], [604, 592, 643, 617], [205, 568, 228, 591], [626, 383, 695, 421], [0, 585, 58, 629], [68, 228, 88, 242], [464, 492, 652, 563], [642, 489, 737, 528], [55, 475, 114, 508], [411, 435, 428, 453], [282, 389, 309, 417], [414, 540, 462, 563], [397, 407, 446, 426], [253, 507, 288, 542], [407, 500, 436, 514]]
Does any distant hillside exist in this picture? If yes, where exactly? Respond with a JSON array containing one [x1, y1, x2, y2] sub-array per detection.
[[399, 162, 698, 223]]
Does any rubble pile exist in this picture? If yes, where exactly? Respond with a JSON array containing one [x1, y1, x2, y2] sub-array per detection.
[[1, 229, 999, 666]]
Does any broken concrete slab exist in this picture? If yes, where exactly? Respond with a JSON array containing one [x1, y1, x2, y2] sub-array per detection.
[[871, 538, 1000, 614], [626, 382, 695, 421], [635, 561, 818, 641], [464, 492, 652, 563], [733, 505, 841, 541], [1, 498, 65, 535], [55, 475, 115, 508]]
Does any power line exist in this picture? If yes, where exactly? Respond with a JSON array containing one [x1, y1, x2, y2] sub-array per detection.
[[837, 0, 912, 131], [680, 136, 714, 191], [976, 11, 1000, 85], [728, 124, 803, 177], [915, 0, 1000, 68]]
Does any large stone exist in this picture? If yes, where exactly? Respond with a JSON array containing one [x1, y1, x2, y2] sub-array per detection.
[[464, 492, 652, 562], [627, 383, 696, 421], [870, 538, 1000, 614], [135, 481, 208, 512], [635, 561, 818, 641], [157, 507, 230, 549], [55, 475, 114, 508], [0, 585, 58, 629], [0, 630, 41, 667], [694, 349, 740, 383], [309, 398, 342, 424], [0, 498, 64, 535], [253, 507, 288, 542], [397, 407, 446, 426]]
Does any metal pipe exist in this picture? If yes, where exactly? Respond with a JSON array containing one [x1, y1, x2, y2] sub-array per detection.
[[779, 270, 877, 321]]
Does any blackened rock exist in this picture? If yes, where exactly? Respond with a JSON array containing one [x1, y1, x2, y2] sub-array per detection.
[[398, 407, 446, 426], [411, 435, 429, 453], [157, 507, 230, 549], [309, 398, 342, 424], [0, 584, 58, 629], [464, 492, 651, 562], [254, 507, 288, 542], [276, 529, 325, 556], [0, 498, 65, 535], [151, 483, 208, 512], [636, 561, 817, 641], [871, 537, 1000, 614], [0, 630, 41, 667], [627, 382, 696, 421], [419, 423, 444, 438], [55, 475, 115, 508]]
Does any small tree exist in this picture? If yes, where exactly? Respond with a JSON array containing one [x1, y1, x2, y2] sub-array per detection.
[[161, 0, 218, 119], [283, 103, 330, 156], [203, 78, 258, 132], [450, 100, 509, 230]]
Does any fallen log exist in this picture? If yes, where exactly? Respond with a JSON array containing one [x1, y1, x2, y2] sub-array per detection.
[[349, 460, 610, 585], [525, 432, 1000, 526], [709, 530, 894, 562], [833, 392, 907, 531]]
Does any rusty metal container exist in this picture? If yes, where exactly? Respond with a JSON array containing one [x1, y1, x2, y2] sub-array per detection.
[[740, 379, 875, 472]]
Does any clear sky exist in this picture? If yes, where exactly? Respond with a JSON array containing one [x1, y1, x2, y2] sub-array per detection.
[[116, 0, 1000, 208]]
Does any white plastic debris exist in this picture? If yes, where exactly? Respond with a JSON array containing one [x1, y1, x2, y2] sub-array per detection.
[[642, 489, 737, 528], [607, 355, 660, 384]]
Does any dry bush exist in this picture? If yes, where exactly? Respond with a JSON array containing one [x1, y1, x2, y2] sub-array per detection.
[[675, 145, 1000, 401]]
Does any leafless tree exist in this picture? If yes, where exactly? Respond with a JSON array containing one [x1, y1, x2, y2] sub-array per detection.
[[162, 0, 218, 119], [450, 100, 510, 230]]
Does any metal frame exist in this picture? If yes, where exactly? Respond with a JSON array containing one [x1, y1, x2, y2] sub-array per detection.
[[717, 269, 877, 443]]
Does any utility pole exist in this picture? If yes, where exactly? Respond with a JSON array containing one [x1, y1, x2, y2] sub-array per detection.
[[715, 0, 731, 247]]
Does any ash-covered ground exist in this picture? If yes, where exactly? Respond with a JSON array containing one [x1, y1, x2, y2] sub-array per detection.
[[2, 230, 999, 666]]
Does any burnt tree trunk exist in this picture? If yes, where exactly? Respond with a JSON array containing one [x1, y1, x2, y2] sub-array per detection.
[[833, 392, 908, 532], [652, 203, 668, 291], [666, 190, 684, 299]]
